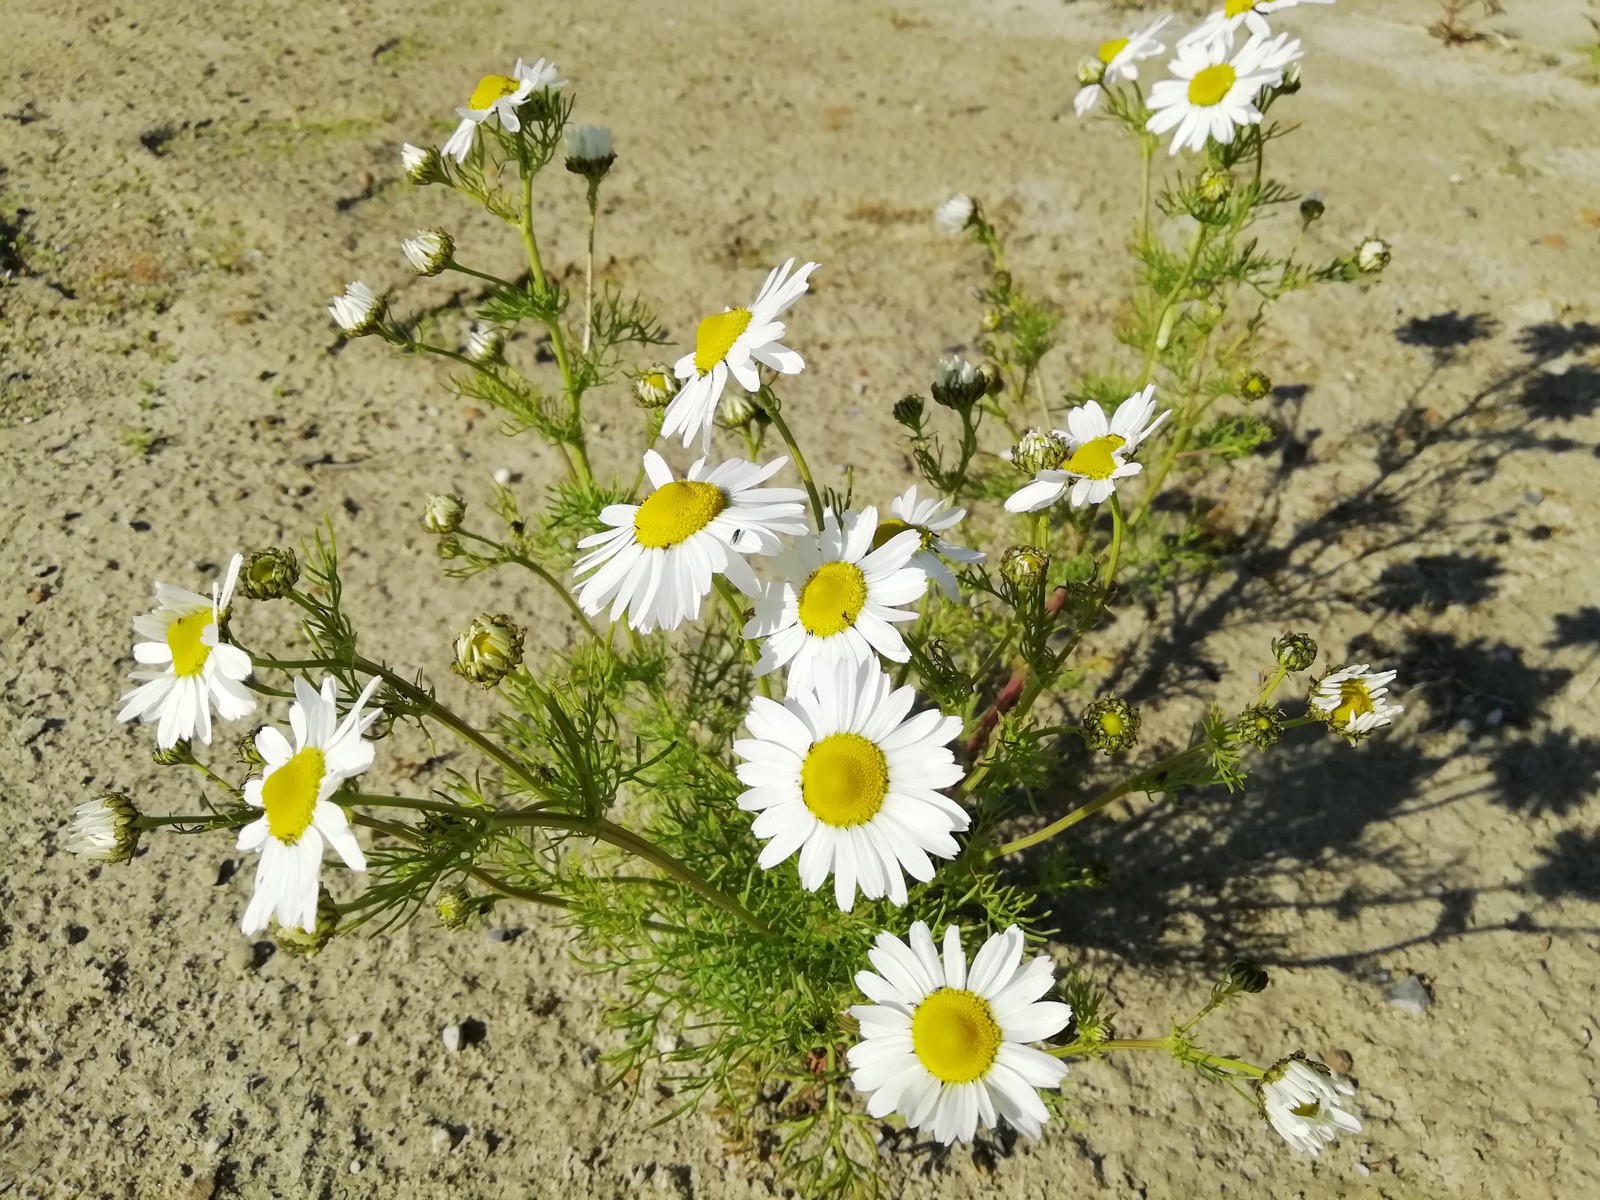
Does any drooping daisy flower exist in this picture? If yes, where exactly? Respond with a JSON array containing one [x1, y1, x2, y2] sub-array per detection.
[[664, 258, 819, 451], [574, 450, 809, 632], [1181, 0, 1333, 50], [1004, 385, 1168, 512], [847, 922, 1072, 1144], [236, 676, 382, 935], [1146, 31, 1302, 156], [401, 228, 454, 276], [442, 57, 565, 164], [1308, 664, 1403, 737], [328, 282, 384, 337], [744, 507, 928, 689], [877, 486, 985, 600], [1260, 1056, 1362, 1154], [1074, 15, 1173, 116], [935, 194, 975, 235], [734, 660, 966, 910], [64, 793, 140, 864], [118, 554, 255, 749]]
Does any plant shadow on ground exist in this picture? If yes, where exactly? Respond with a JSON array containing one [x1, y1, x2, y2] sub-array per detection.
[[1009, 314, 1600, 976]]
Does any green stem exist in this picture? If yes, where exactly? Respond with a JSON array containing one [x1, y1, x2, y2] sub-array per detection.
[[446, 260, 516, 289], [1101, 495, 1125, 590], [456, 529, 602, 644], [134, 812, 245, 830], [582, 178, 600, 353], [765, 400, 825, 526], [715, 577, 773, 699], [348, 792, 474, 816], [1255, 664, 1288, 706], [1135, 227, 1209, 392]]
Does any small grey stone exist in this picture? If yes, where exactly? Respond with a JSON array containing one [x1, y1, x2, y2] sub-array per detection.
[[485, 927, 521, 943], [344, 1031, 368, 1047], [1385, 974, 1431, 1014], [430, 1126, 453, 1154], [1366, 967, 1392, 985], [442, 1023, 462, 1052]]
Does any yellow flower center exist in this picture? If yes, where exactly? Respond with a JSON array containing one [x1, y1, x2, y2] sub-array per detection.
[[797, 561, 868, 637], [1097, 37, 1129, 65], [262, 747, 327, 844], [1064, 434, 1127, 480], [166, 609, 213, 677], [469, 73, 521, 111], [1188, 64, 1238, 108], [633, 481, 727, 549], [1225, 0, 1259, 17], [800, 732, 889, 827], [869, 517, 932, 552], [1331, 680, 1375, 728], [1099, 711, 1126, 736], [911, 988, 1003, 1084], [694, 308, 753, 375]]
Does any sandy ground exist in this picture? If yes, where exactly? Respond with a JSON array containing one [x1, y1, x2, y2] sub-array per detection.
[[4, 0, 1599, 1196]]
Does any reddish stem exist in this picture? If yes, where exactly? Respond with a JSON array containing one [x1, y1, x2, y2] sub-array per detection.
[[965, 586, 1070, 761]]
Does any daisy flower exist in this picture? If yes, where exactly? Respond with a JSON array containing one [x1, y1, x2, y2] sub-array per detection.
[[574, 450, 809, 632], [118, 553, 255, 749], [442, 57, 565, 164], [1260, 1056, 1362, 1154], [1308, 664, 1403, 737], [1074, 15, 1173, 116], [744, 507, 928, 689], [236, 676, 382, 935], [878, 485, 985, 600], [846, 922, 1072, 1144], [328, 281, 384, 337], [734, 660, 966, 910], [1181, 0, 1333, 50], [401, 228, 453, 276], [1004, 385, 1168, 512], [1146, 31, 1302, 156], [664, 258, 819, 451], [935, 194, 975, 235], [64, 793, 140, 864]]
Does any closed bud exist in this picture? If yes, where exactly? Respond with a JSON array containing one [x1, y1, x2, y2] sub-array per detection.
[[1227, 959, 1270, 994], [401, 142, 446, 186], [979, 307, 1005, 333], [328, 281, 385, 337], [1082, 697, 1141, 754], [152, 740, 192, 767], [892, 393, 925, 430], [1239, 369, 1272, 401], [718, 388, 758, 429], [436, 883, 496, 931], [1356, 237, 1391, 275], [424, 493, 466, 535], [1272, 632, 1318, 673], [631, 366, 678, 409], [990, 269, 1013, 295], [238, 547, 300, 600], [1000, 544, 1049, 588], [1299, 195, 1325, 226], [1197, 168, 1233, 204], [935, 193, 976, 236], [1234, 704, 1285, 749], [1076, 56, 1106, 87], [275, 887, 340, 957], [465, 322, 504, 365], [452, 613, 525, 687], [436, 534, 466, 561], [1007, 429, 1070, 476], [64, 793, 141, 864], [238, 728, 266, 767], [563, 124, 616, 179], [931, 356, 987, 409], [401, 227, 454, 277]]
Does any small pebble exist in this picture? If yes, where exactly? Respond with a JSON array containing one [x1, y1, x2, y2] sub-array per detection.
[[1485, 708, 1504, 726], [345, 1031, 368, 1047], [492, 468, 512, 485], [348, 1160, 362, 1175], [485, 927, 519, 943], [430, 1126, 453, 1154], [1385, 973, 1432, 1014], [1355, 1162, 1371, 1177], [442, 1023, 463, 1052], [1323, 1047, 1354, 1075]]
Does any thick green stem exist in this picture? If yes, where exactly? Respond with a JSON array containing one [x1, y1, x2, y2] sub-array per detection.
[[1101, 495, 1125, 589], [766, 401, 825, 526]]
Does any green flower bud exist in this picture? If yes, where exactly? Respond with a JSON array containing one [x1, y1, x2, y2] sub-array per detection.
[[152, 740, 192, 767], [1008, 429, 1070, 476], [1299, 195, 1325, 226], [238, 727, 266, 768], [436, 534, 465, 561], [1076, 57, 1106, 87], [64, 793, 141, 864], [1272, 632, 1318, 673], [424, 493, 466, 535], [1082, 697, 1141, 754], [1239, 369, 1273, 402], [451, 613, 525, 687], [238, 547, 300, 601], [1233, 704, 1285, 749], [631, 365, 678, 409], [893, 393, 926, 430], [275, 887, 340, 958], [979, 308, 1005, 333], [1197, 168, 1233, 204], [435, 883, 496, 931], [718, 388, 759, 429], [930, 356, 987, 410], [1000, 545, 1049, 589], [1226, 959, 1270, 994]]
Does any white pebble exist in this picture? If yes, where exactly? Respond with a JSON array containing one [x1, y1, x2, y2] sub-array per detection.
[[1485, 708, 1504, 726], [492, 468, 512, 486], [348, 1160, 363, 1174], [442, 1023, 462, 1052], [345, 1031, 368, 1047]]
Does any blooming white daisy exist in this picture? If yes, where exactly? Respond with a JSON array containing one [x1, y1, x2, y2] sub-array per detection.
[[573, 450, 809, 632], [935, 194, 975, 235], [118, 554, 255, 749], [401, 228, 453, 276], [846, 922, 1072, 1144], [1074, 15, 1173, 116], [1260, 1056, 1362, 1154], [442, 57, 565, 164], [734, 660, 966, 910], [1004, 385, 1168, 512], [328, 281, 384, 337], [744, 507, 928, 689], [664, 258, 819, 452], [1181, 0, 1333, 50], [64, 793, 139, 864], [236, 676, 382, 935], [879, 485, 985, 600], [1308, 664, 1403, 737], [1146, 31, 1302, 156], [563, 123, 614, 165]]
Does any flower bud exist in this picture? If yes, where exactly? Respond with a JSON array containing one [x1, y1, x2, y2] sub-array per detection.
[[465, 322, 504, 365], [328, 281, 385, 337], [1226, 959, 1270, 994], [1007, 429, 1070, 476], [1276, 62, 1302, 96], [451, 613, 525, 687], [64, 793, 141, 864], [718, 387, 759, 429], [563, 124, 616, 179], [401, 143, 445, 185], [1076, 56, 1106, 87], [436, 534, 465, 561], [1082, 697, 1141, 754], [435, 883, 496, 931], [1239, 369, 1272, 402], [152, 740, 192, 767], [980, 362, 1004, 396], [979, 307, 1005, 333], [930, 356, 987, 410], [935, 193, 976, 236], [275, 887, 340, 957], [1356, 237, 1391, 275], [238, 727, 266, 767], [1298, 195, 1325, 226], [631, 366, 678, 409], [892, 393, 925, 430], [1233, 704, 1285, 749], [1272, 632, 1318, 673], [424, 493, 466, 535], [1000, 545, 1049, 588], [1197, 168, 1233, 204], [238, 547, 300, 601], [401, 227, 454, 277]]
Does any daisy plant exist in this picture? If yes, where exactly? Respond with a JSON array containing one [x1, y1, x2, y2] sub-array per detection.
[[76, 11, 1405, 1195]]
